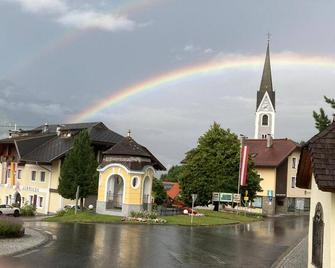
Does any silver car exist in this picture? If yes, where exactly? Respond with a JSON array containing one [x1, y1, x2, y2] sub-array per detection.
[[0, 204, 20, 217]]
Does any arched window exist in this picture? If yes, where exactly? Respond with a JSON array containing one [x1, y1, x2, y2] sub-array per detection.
[[262, 114, 269, 126]]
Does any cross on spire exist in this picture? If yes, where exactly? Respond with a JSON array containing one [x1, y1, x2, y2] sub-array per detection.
[[127, 129, 131, 137]]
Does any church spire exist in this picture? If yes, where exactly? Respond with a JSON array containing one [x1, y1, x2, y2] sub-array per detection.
[[256, 38, 275, 110], [254, 36, 276, 139], [259, 40, 273, 93]]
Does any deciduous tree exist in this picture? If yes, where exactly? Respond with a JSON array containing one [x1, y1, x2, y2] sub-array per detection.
[[179, 122, 262, 206]]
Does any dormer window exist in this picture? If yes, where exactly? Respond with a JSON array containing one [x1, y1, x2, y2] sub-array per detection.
[[262, 114, 269, 126]]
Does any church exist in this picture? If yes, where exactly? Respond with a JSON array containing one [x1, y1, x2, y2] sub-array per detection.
[[245, 40, 311, 215]]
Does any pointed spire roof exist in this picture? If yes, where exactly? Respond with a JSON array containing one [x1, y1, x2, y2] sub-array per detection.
[[256, 40, 276, 110], [259, 41, 273, 93]]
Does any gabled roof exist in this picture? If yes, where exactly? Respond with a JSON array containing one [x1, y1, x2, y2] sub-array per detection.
[[257, 42, 275, 110], [245, 138, 299, 167], [297, 122, 335, 192], [0, 122, 124, 164]]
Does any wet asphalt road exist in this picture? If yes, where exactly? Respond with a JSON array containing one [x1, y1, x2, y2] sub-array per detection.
[[0, 215, 308, 268]]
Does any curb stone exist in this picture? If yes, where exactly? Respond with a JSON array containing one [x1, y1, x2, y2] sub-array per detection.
[[2, 227, 52, 257], [271, 236, 308, 268]]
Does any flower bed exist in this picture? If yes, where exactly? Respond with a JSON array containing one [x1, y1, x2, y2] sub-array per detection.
[[0, 217, 25, 238], [122, 211, 167, 224]]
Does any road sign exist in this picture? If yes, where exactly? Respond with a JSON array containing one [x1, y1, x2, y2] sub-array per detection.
[[233, 194, 241, 203], [244, 196, 249, 201], [220, 193, 232, 202]]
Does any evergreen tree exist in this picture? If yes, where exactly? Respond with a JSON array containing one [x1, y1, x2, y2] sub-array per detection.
[[58, 130, 98, 210], [179, 122, 262, 206], [313, 96, 334, 132], [152, 178, 167, 205]]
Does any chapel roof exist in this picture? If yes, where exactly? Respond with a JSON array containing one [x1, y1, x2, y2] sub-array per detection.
[[296, 121, 335, 192]]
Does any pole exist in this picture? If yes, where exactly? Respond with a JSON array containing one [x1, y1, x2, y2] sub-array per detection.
[[191, 199, 194, 225], [237, 135, 246, 213], [75, 186, 79, 215]]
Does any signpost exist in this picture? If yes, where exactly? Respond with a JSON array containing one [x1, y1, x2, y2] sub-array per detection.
[[233, 194, 241, 203], [191, 194, 197, 225]]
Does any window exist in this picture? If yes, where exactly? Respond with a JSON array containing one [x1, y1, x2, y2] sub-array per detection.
[[5, 196, 8, 205], [8, 195, 11, 205], [38, 197, 43, 208], [29, 195, 33, 205], [291, 177, 296, 188], [261, 134, 267, 139], [31, 171, 36, 181], [21, 197, 25, 205], [292, 158, 297, 169], [262, 114, 269, 126], [17, 170, 22, 179], [40, 171, 46, 182], [6, 169, 10, 179], [131, 177, 139, 189]]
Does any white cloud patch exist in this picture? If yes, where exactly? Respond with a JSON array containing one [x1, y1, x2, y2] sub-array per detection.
[[4, 0, 137, 32], [57, 10, 135, 31], [8, 0, 67, 14]]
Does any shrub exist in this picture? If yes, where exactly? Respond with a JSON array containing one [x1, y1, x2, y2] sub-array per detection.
[[129, 210, 159, 219], [20, 203, 36, 216], [0, 217, 25, 238]]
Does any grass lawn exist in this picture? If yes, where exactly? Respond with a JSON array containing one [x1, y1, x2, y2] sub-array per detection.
[[162, 209, 262, 226], [45, 211, 122, 223], [46, 209, 261, 226]]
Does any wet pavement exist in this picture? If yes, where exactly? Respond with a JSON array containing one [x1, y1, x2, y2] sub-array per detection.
[[0, 215, 309, 268]]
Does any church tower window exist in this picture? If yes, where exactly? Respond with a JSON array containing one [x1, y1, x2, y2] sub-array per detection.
[[262, 114, 269, 126]]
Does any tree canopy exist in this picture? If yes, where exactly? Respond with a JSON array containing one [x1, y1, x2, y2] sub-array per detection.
[[58, 130, 99, 208], [179, 122, 262, 206], [152, 178, 167, 205], [160, 165, 183, 182], [313, 96, 334, 132]]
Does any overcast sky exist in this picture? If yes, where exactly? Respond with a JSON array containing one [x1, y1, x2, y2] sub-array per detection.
[[0, 0, 335, 168]]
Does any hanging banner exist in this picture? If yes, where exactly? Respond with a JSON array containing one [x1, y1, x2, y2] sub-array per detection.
[[239, 145, 249, 186]]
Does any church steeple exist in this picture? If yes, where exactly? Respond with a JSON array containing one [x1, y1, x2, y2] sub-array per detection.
[[259, 41, 273, 93], [256, 39, 275, 110], [254, 37, 276, 139]]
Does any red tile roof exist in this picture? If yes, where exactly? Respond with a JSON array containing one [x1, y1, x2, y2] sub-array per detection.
[[245, 139, 299, 167], [166, 183, 181, 200]]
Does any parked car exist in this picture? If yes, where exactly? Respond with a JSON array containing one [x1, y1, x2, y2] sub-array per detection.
[[0, 204, 20, 217]]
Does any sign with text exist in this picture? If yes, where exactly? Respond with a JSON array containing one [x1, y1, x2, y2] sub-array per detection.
[[220, 193, 233, 202], [212, 192, 220, 202], [233, 194, 241, 203]]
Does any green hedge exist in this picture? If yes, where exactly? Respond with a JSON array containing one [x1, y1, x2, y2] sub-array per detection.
[[0, 217, 25, 238], [20, 203, 36, 216]]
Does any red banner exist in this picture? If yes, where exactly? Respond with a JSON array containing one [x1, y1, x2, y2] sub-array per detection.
[[240, 145, 249, 186]]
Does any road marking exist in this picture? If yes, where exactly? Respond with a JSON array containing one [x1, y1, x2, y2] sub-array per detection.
[[14, 249, 39, 258]]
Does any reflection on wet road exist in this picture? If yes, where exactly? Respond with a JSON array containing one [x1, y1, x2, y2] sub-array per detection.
[[0, 215, 308, 268]]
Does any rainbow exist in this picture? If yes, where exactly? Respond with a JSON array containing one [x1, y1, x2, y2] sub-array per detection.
[[69, 53, 335, 123], [3, 0, 159, 79]]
